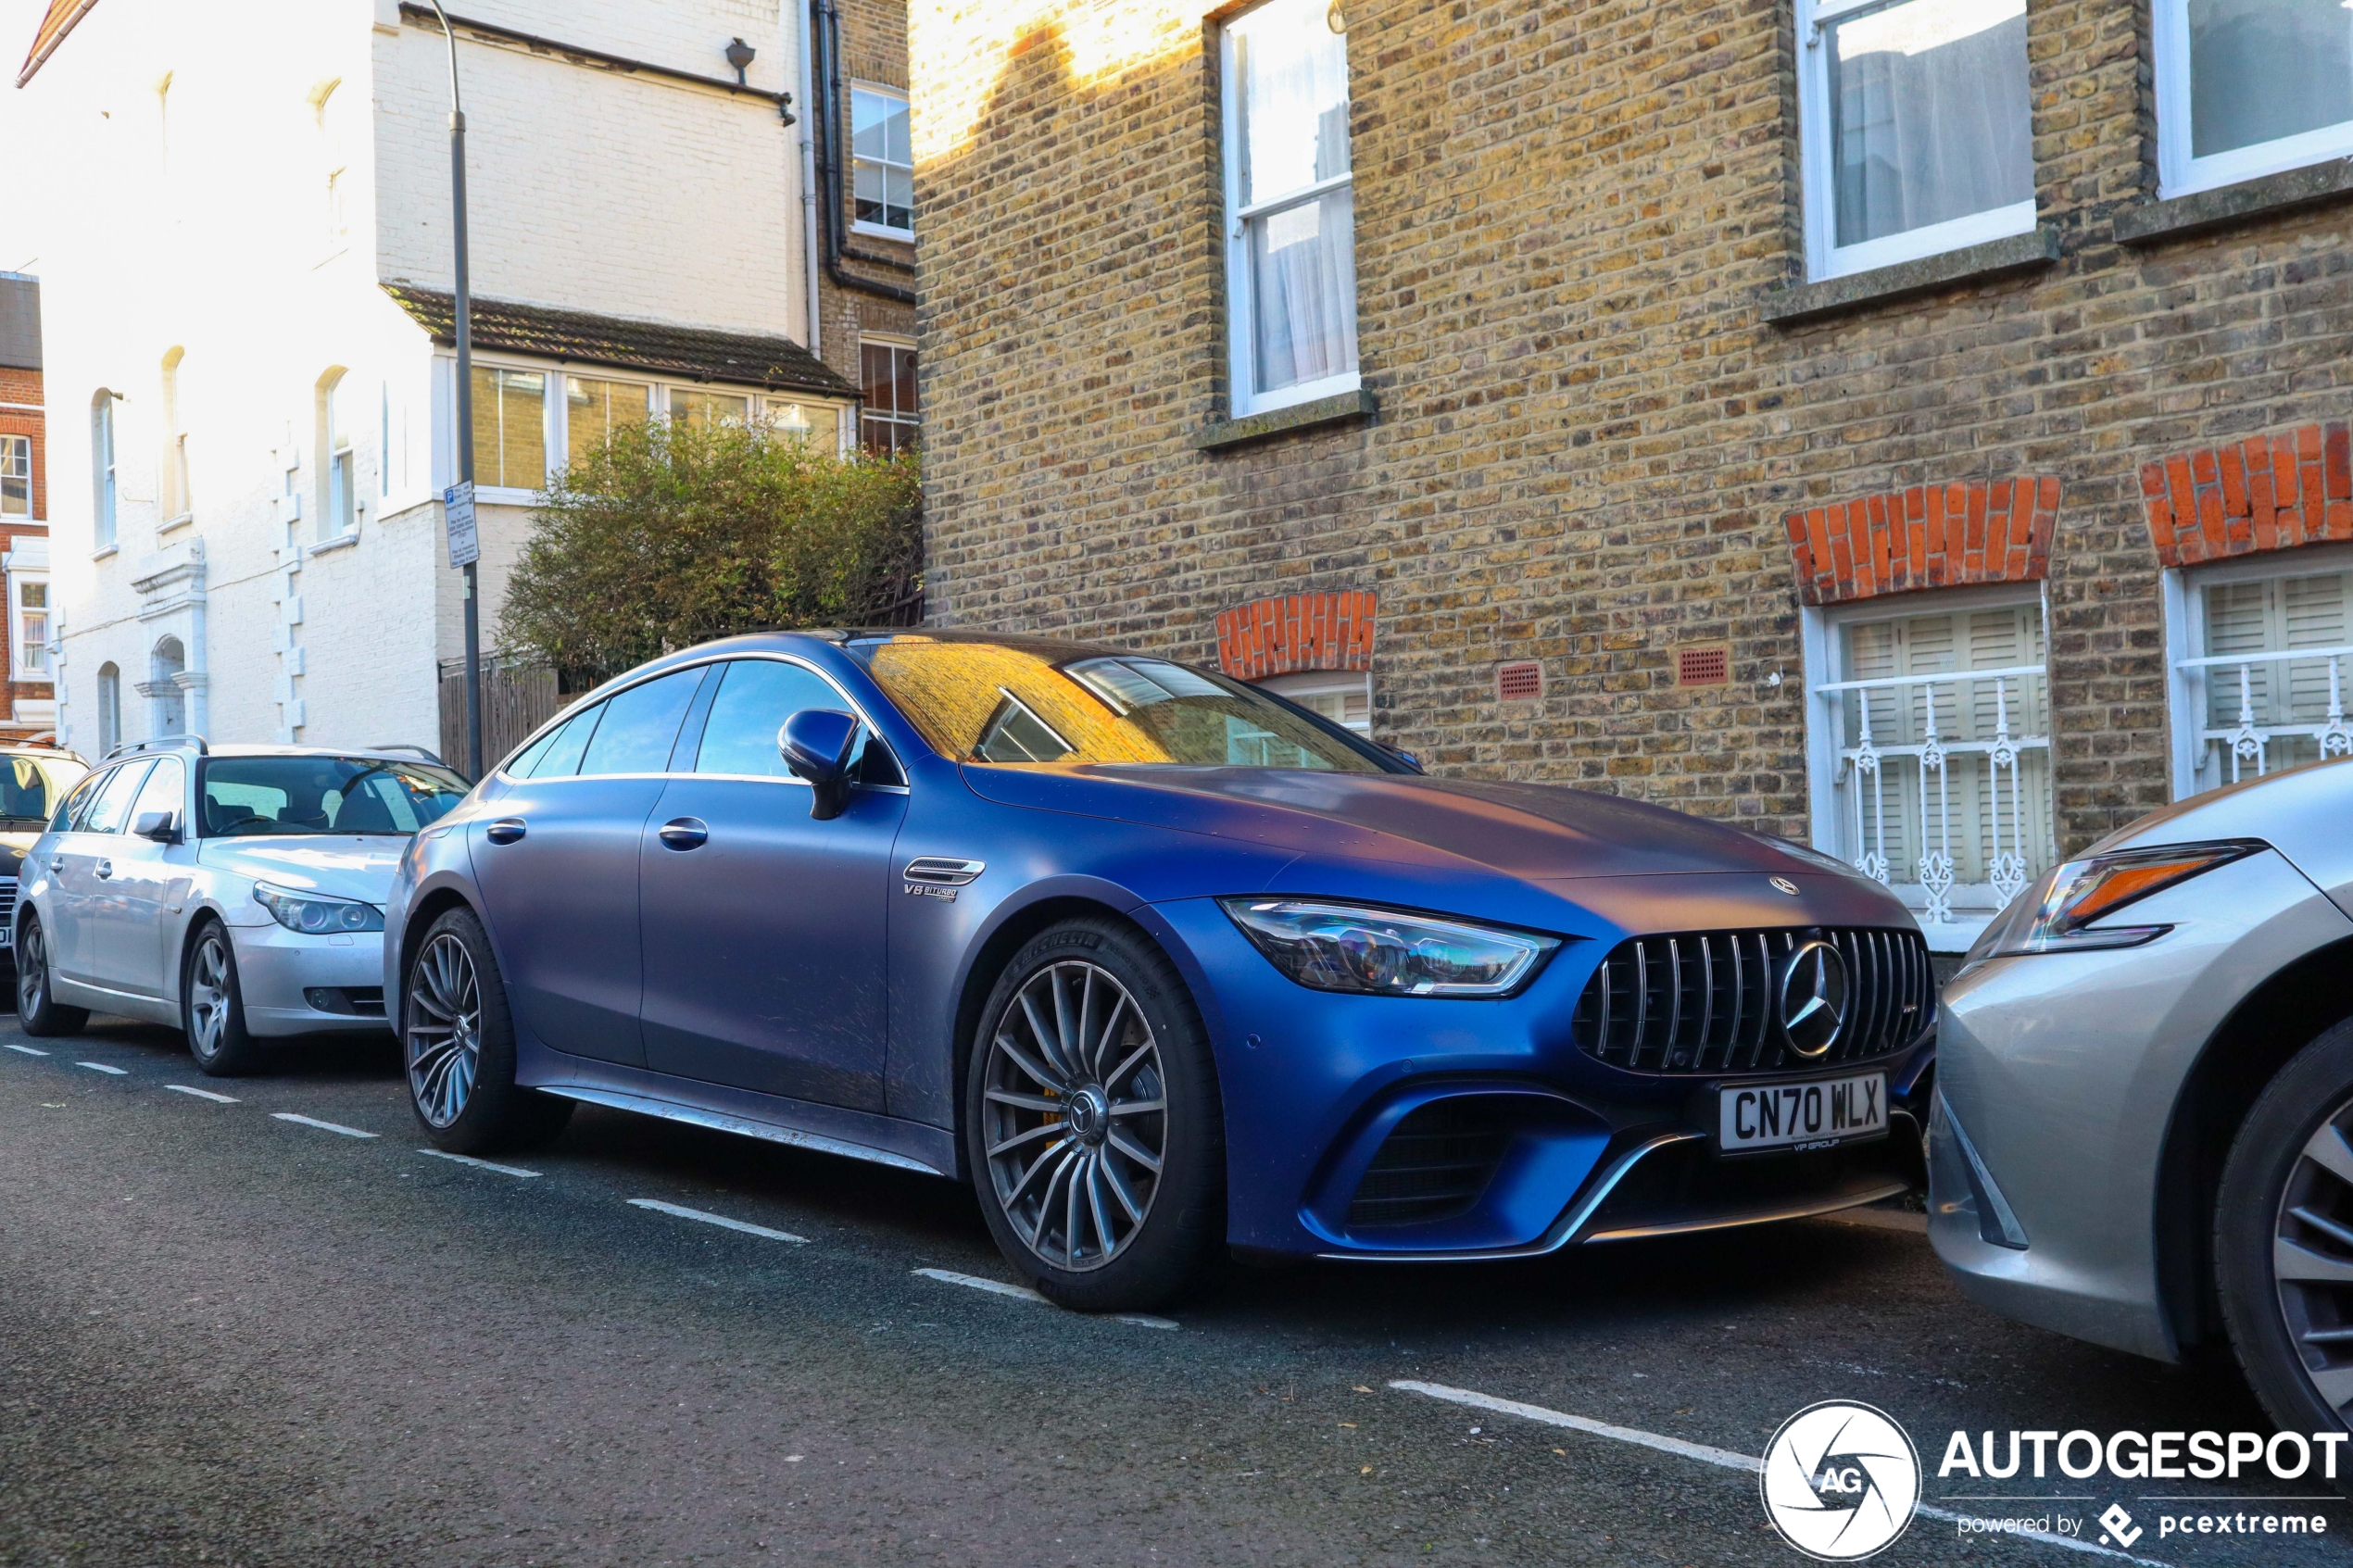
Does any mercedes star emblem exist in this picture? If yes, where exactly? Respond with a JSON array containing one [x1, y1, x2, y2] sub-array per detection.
[[1770, 876, 1800, 896], [1778, 939, 1849, 1058]]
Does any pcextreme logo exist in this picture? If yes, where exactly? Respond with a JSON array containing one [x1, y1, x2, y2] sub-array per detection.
[[1760, 1400, 1922, 1561]]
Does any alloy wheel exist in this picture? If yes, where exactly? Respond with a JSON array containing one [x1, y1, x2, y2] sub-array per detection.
[[186, 931, 232, 1060], [981, 960, 1167, 1273], [2271, 1097, 2353, 1422], [407, 932, 482, 1130], [18, 922, 44, 1016]]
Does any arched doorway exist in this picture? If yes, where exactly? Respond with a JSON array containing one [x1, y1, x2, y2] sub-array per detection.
[[151, 636, 186, 736]]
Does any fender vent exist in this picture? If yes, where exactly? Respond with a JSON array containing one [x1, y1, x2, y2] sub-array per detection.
[[1348, 1099, 1508, 1229]]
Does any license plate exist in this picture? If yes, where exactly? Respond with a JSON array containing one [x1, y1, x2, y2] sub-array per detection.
[[1718, 1072, 1886, 1155]]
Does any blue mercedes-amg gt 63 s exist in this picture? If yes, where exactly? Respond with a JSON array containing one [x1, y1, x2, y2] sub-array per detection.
[[387, 631, 1935, 1310]]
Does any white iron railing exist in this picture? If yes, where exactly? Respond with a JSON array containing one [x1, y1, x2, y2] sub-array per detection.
[[2174, 644, 2353, 784], [1814, 663, 2055, 925]]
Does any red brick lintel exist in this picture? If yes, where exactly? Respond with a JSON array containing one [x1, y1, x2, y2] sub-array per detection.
[[2141, 420, 2353, 568], [1784, 478, 2061, 608], [1214, 591, 1377, 682]]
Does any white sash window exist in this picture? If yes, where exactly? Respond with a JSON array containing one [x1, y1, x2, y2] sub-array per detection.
[[2167, 545, 2353, 796], [2155, 0, 2353, 198]]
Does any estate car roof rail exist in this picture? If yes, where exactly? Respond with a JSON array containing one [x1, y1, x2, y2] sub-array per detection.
[[102, 734, 209, 762]]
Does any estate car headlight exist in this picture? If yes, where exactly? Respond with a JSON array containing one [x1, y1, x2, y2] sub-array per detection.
[[1219, 898, 1559, 997], [253, 883, 385, 935], [1966, 838, 2264, 965]]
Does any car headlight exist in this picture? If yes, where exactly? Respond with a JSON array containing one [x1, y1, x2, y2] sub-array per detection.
[[1218, 898, 1559, 997], [253, 883, 385, 935], [1966, 839, 2264, 964]]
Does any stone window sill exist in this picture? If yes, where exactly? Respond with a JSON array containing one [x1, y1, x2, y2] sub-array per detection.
[[91, 545, 119, 561], [1193, 389, 1377, 452], [157, 511, 194, 536], [1760, 228, 2060, 326], [307, 531, 361, 558], [2115, 159, 2353, 245]]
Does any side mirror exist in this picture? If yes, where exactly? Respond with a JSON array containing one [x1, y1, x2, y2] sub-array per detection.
[[132, 809, 181, 844], [779, 709, 861, 821]]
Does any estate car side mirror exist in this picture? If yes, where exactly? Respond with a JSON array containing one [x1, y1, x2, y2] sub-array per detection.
[[132, 809, 181, 844], [779, 709, 861, 822]]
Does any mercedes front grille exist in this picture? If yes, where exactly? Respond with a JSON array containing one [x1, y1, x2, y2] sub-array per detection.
[[1569, 926, 1932, 1075]]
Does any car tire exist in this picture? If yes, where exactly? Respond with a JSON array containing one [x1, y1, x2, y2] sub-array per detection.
[[402, 905, 573, 1154], [15, 914, 87, 1037], [182, 921, 269, 1076], [964, 916, 1225, 1312], [2215, 1016, 2353, 1463]]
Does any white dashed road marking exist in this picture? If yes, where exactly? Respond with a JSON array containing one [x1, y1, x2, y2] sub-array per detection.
[[270, 1112, 379, 1139], [911, 1267, 1179, 1330], [75, 1061, 128, 1076], [5, 1043, 49, 1056], [164, 1084, 240, 1103], [628, 1198, 808, 1243], [1389, 1381, 2171, 1566], [421, 1148, 541, 1178]]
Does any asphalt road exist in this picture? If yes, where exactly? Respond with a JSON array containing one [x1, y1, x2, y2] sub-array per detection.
[[1, 1013, 2341, 1568]]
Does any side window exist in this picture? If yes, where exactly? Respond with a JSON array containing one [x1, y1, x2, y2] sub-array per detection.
[[132, 757, 186, 830], [53, 770, 105, 833], [517, 702, 606, 780], [694, 660, 851, 778], [576, 668, 705, 777], [82, 761, 155, 835]]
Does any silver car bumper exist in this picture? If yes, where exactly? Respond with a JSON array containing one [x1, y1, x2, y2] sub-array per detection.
[[1931, 849, 2353, 1362], [229, 921, 391, 1036]]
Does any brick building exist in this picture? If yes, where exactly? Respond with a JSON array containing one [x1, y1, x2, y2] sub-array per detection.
[[909, 0, 2353, 950], [0, 272, 55, 745]]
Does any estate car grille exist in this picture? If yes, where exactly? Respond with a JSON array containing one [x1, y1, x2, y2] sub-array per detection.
[[1570, 926, 1932, 1076], [1347, 1099, 1509, 1230]]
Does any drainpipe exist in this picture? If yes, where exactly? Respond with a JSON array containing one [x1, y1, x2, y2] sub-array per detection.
[[812, 0, 915, 307], [795, 0, 823, 351]]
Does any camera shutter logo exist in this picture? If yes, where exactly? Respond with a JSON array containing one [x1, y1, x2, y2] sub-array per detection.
[[1759, 1400, 1919, 1561], [1778, 939, 1849, 1058]]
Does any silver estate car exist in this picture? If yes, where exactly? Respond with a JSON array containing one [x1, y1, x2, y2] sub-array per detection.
[[14, 738, 471, 1073], [1933, 755, 2353, 1436]]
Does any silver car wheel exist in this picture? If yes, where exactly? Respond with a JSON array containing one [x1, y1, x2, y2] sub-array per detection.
[[2272, 1098, 2353, 1418], [186, 929, 233, 1060], [17, 921, 45, 1016], [407, 932, 482, 1130], [981, 960, 1167, 1273]]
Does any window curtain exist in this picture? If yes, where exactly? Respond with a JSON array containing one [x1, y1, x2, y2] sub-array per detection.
[[2189, 0, 2353, 158], [1239, 0, 1357, 395], [1828, 0, 2032, 247]]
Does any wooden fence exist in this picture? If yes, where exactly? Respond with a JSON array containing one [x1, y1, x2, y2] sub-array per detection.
[[437, 659, 564, 779]]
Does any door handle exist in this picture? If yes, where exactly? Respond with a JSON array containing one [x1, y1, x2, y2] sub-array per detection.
[[94, 859, 113, 880], [485, 818, 527, 845], [658, 817, 709, 851]]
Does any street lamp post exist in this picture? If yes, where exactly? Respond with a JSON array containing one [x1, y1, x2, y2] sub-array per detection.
[[426, 2, 484, 779]]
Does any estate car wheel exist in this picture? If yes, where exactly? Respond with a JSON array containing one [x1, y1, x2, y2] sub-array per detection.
[[2216, 1016, 2353, 1480], [403, 906, 573, 1154], [15, 915, 87, 1038], [964, 917, 1225, 1312], [182, 922, 268, 1076]]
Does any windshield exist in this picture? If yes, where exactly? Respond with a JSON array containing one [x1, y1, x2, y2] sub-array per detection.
[[0, 753, 86, 825], [852, 638, 1394, 771], [199, 756, 472, 837]]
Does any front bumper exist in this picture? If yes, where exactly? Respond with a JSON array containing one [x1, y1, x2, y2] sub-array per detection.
[[1149, 897, 1934, 1261], [1928, 848, 2353, 1362], [229, 920, 391, 1036]]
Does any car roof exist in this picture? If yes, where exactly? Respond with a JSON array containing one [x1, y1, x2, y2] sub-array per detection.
[[682, 627, 1186, 666]]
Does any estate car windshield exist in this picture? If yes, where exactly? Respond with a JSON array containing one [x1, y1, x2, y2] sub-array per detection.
[[0, 753, 87, 827], [852, 637, 1396, 771], [199, 756, 472, 837]]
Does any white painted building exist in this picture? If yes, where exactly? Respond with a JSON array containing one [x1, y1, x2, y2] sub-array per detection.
[[6, 0, 856, 763]]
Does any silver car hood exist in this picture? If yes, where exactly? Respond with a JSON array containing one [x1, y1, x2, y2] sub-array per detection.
[[197, 837, 405, 904], [2091, 754, 2353, 920]]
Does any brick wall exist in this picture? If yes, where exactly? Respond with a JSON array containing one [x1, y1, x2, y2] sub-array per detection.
[[0, 363, 51, 738], [909, 0, 2353, 854], [816, 0, 916, 399]]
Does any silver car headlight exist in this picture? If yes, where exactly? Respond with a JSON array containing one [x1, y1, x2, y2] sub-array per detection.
[[1965, 838, 2264, 965], [1218, 898, 1559, 997], [253, 883, 385, 935]]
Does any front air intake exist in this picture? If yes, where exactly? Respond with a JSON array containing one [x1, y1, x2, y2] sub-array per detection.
[[1347, 1099, 1508, 1229], [1569, 926, 1932, 1075]]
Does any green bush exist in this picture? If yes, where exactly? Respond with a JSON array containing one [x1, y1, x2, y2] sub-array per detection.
[[497, 418, 921, 684]]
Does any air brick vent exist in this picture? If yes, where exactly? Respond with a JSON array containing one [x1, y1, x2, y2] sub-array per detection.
[[1495, 660, 1543, 701], [1676, 645, 1730, 687]]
